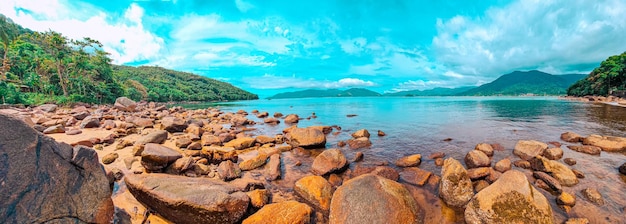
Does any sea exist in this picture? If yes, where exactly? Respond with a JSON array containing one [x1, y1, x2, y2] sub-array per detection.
[[178, 96, 626, 223]]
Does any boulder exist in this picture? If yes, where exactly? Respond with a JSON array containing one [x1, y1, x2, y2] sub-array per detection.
[[224, 137, 256, 150], [263, 117, 280, 124], [141, 143, 183, 172], [567, 145, 601, 155], [295, 175, 333, 211], [400, 167, 432, 186], [288, 127, 326, 148], [310, 125, 333, 135], [368, 166, 400, 181], [494, 158, 512, 173], [246, 189, 270, 208], [439, 158, 474, 208], [132, 117, 154, 127], [351, 129, 370, 138], [125, 174, 250, 224], [346, 137, 372, 149], [581, 188, 604, 205], [175, 137, 192, 148], [167, 156, 195, 174], [530, 156, 578, 186], [561, 132, 583, 142], [239, 153, 268, 171], [217, 160, 241, 181], [311, 149, 347, 175], [136, 130, 168, 145], [43, 124, 65, 134], [201, 134, 222, 146], [161, 116, 188, 133], [114, 97, 137, 112], [255, 135, 275, 144], [37, 103, 58, 112], [329, 174, 421, 224], [464, 170, 554, 224], [80, 116, 101, 128], [0, 114, 113, 223], [242, 201, 312, 224], [582, 134, 626, 152], [475, 143, 494, 157], [543, 147, 564, 160], [514, 140, 548, 160], [465, 150, 490, 168], [265, 154, 281, 181], [73, 111, 90, 120], [395, 154, 422, 167], [284, 114, 300, 124], [532, 171, 562, 194], [619, 162, 626, 175]]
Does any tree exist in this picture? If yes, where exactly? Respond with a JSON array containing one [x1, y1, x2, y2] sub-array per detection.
[[0, 15, 19, 81]]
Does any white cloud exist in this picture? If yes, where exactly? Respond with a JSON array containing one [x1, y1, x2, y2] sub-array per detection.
[[235, 0, 255, 13], [389, 80, 444, 92], [243, 75, 377, 89]]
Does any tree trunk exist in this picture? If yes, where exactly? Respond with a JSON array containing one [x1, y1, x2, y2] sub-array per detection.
[[56, 61, 68, 96]]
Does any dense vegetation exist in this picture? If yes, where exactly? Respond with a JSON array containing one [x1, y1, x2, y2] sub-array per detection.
[[0, 15, 257, 105], [385, 86, 475, 96], [268, 88, 381, 99], [460, 71, 585, 96], [567, 52, 626, 96]]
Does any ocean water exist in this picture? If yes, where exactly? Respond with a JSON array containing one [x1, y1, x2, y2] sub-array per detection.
[[179, 97, 626, 223]]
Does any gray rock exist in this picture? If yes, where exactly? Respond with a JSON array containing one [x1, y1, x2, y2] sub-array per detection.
[[141, 143, 182, 172]]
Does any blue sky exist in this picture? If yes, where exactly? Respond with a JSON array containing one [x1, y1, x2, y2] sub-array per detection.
[[2, 0, 626, 97]]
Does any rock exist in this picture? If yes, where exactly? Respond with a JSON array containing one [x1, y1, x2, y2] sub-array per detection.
[[494, 158, 512, 172], [557, 192, 576, 207], [80, 116, 100, 128], [311, 149, 347, 175], [133, 117, 154, 127], [246, 189, 270, 208], [141, 143, 183, 172], [114, 97, 137, 112], [467, 167, 491, 180], [465, 150, 490, 168], [530, 156, 578, 186], [464, 170, 554, 224], [239, 153, 268, 171], [564, 158, 577, 166], [581, 188, 604, 205], [543, 147, 564, 160], [288, 127, 326, 148], [400, 167, 432, 186], [439, 158, 474, 208], [66, 129, 82, 135], [310, 126, 333, 135], [187, 141, 202, 150], [102, 153, 119, 165], [125, 174, 249, 224], [136, 130, 168, 145], [167, 156, 195, 174], [351, 129, 370, 138], [201, 134, 222, 146], [561, 132, 583, 142], [565, 218, 590, 224], [583, 134, 626, 152], [231, 115, 250, 126], [329, 174, 421, 224], [514, 140, 548, 160], [295, 175, 333, 211], [255, 135, 275, 144], [475, 143, 494, 156], [242, 201, 312, 224], [435, 158, 444, 166], [377, 130, 386, 136], [513, 160, 531, 169], [572, 169, 585, 178], [256, 111, 269, 118], [224, 137, 255, 150], [619, 162, 626, 175], [72, 111, 90, 120], [175, 137, 192, 148], [0, 114, 113, 223], [263, 117, 280, 124], [161, 116, 188, 133], [217, 160, 241, 181], [567, 145, 601, 155], [265, 154, 281, 181], [369, 166, 400, 181], [532, 171, 562, 194], [273, 112, 283, 118], [353, 151, 364, 162], [346, 137, 372, 149], [395, 154, 422, 167], [428, 152, 445, 159], [284, 114, 300, 124], [43, 124, 65, 134], [103, 120, 116, 130]]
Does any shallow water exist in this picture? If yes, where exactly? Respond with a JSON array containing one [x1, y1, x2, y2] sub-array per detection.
[[179, 97, 626, 223]]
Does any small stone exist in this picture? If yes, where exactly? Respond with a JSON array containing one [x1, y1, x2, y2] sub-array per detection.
[[43, 124, 65, 134], [619, 162, 626, 175], [581, 188, 604, 205], [351, 129, 370, 138], [561, 132, 583, 142], [353, 152, 363, 162], [490, 143, 505, 151], [347, 137, 371, 149], [246, 189, 270, 208], [564, 158, 577, 166], [543, 147, 564, 160], [572, 169, 585, 178], [428, 152, 445, 159], [265, 154, 281, 181], [556, 192, 576, 207], [533, 171, 563, 194], [377, 130, 386, 136], [175, 138, 192, 148], [494, 158, 512, 172], [567, 145, 601, 155], [337, 141, 346, 147], [513, 160, 531, 169], [102, 153, 119, 164], [467, 167, 491, 180], [400, 167, 432, 186], [464, 150, 490, 168], [435, 158, 444, 166], [395, 154, 421, 167], [311, 149, 347, 175], [473, 180, 490, 192], [328, 174, 343, 187], [564, 218, 590, 224], [474, 143, 494, 157], [239, 154, 268, 171]]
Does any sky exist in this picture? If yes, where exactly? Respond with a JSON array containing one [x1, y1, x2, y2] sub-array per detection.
[[2, 0, 626, 98]]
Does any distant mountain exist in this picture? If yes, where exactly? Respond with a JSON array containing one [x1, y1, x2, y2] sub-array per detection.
[[268, 88, 381, 99], [460, 70, 586, 96], [386, 86, 475, 96]]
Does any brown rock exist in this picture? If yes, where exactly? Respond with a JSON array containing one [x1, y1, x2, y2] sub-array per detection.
[[167, 156, 195, 174], [102, 153, 119, 165], [337, 141, 346, 147], [400, 167, 432, 186], [435, 158, 444, 166], [564, 158, 577, 166], [284, 114, 300, 124], [263, 117, 280, 124], [581, 188, 604, 205], [619, 162, 626, 175], [103, 120, 116, 130], [246, 189, 270, 208], [187, 141, 202, 150], [217, 160, 241, 181], [114, 97, 136, 112], [565, 218, 590, 224], [351, 129, 370, 138], [161, 116, 188, 133], [557, 192, 576, 207], [43, 124, 65, 134], [465, 150, 490, 168], [467, 167, 491, 180], [475, 143, 494, 157], [288, 127, 326, 148], [533, 171, 563, 194], [310, 126, 333, 135], [369, 166, 400, 181], [491, 143, 505, 151], [473, 180, 490, 192], [561, 132, 583, 142], [347, 137, 372, 149], [175, 137, 192, 148], [328, 174, 343, 187], [513, 160, 531, 169], [377, 130, 386, 136], [530, 156, 579, 187], [133, 118, 154, 127], [494, 158, 512, 172], [353, 151, 364, 162], [514, 140, 548, 160], [395, 154, 422, 167], [273, 112, 283, 118], [141, 143, 183, 172], [265, 154, 281, 181], [295, 175, 333, 211], [80, 116, 100, 128], [256, 111, 269, 118], [255, 135, 275, 144], [136, 130, 168, 145], [201, 134, 222, 146], [567, 145, 601, 155], [65, 129, 82, 135], [311, 149, 347, 175], [582, 134, 626, 152], [224, 137, 255, 150], [242, 201, 312, 224], [239, 153, 268, 171], [440, 158, 474, 208], [543, 147, 564, 160]]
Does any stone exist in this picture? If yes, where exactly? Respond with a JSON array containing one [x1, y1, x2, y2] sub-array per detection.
[[273, 112, 283, 118], [582, 134, 626, 152], [400, 167, 432, 186], [136, 130, 168, 145], [37, 103, 58, 112], [288, 127, 326, 148], [175, 137, 192, 148], [564, 158, 577, 166], [475, 143, 494, 156], [428, 152, 445, 159], [201, 134, 222, 146], [242, 201, 312, 224], [239, 153, 268, 171], [284, 114, 300, 124], [581, 188, 604, 205], [435, 158, 444, 166], [530, 156, 578, 186], [467, 167, 491, 180], [572, 169, 585, 178], [187, 141, 202, 150], [351, 129, 370, 138], [337, 141, 346, 147], [0, 114, 113, 223], [543, 147, 564, 160], [395, 154, 422, 167], [102, 153, 119, 165], [328, 174, 343, 187], [310, 126, 333, 135], [561, 132, 583, 142], [329, 174, 421, 224], [347, 137, 372, 149], [66, 129, 82, 135], [161, 116, 188, 133], [353, 151, 364, 162], [567, 145, 601, 155], [141, 143, 183, 172], [246, 189, 270, 208], [311, 149, 347, 175], [114, 97, 136, 112], [132, 118, 154, 127], [103, 120, 116, 130], [167, 156, 195, 174], [217, 160, 241, 181], [557, 192, 576, 207], [80, 116, 100, 128], [532, 172, 562, 194], [565, 218, 590, 224], [486, 169, 502, 183], [513, 160, 531, 169], [224, 137, 255, 150], [43, 124, 65, 134], [263, 117, 280, 124], [439, 158, 474, 208], [255, 135, 275, 144], [465, 150, 491, 168], [369, 166, 400, 181], [620, 162, 626, 175], [494, 158, 512, 172], [256, 111, 269, 118], [514, 140, 548, 160], [265, 154, 281, 181], [464, 170, 554, 224], [473, 180, 490, 192], [125, 174, 249, 224], [295, 175, 333, 211], [377, 130, 386, 136]]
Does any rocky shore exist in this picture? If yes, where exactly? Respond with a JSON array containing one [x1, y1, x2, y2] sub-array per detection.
[[1, 96, 625, 223]]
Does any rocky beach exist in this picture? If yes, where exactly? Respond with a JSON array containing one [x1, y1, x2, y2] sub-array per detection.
[[1, 96, 626, 224]]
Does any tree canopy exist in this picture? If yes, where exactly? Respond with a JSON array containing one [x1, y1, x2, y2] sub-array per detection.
[[567, 52, 626, 96]]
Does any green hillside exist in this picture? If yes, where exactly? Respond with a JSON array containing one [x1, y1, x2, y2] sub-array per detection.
[[460, 70, 585, 96], [268, 88, 381, 99], [567, 51, 626, 96]]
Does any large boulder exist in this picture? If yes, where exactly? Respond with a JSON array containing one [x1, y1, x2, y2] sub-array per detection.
[[329, 174, 422, 224], [439, 158, 474, 208], [224, 137, 255, 150], [114, 96, 137, 112], [288, 127, 326, 148], [136, 130, 168, 145], [284, 114, 300, 124], [0, 114, 113, 223], [242, 201, 312, 224], [582, 134, 626, 152], [37, 103, 58, 113], [161, 116, 188, 133], [311, 149, 347, 175], [530, 156, 578, 186], [464, 170, 554, 224], [514, 140, 548, 160], [141, 143, 183, 172], [125, 174, 250, 224], [295, 175, 333, 211], [80, 116, 101, 128]]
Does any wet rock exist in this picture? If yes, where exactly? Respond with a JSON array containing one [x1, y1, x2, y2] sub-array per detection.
[[351, 129, 370, 138], [224, 137, 255, 150], [125, 174, 249, 224], [246, 189, 270, 208], [0, 114, 113, 223], [136, 130, 168, 145], [369, 166, 400, 181], [473, 180, 490, 192], [273, 112, 283, 118], [329, 174, 422, 224], [265, 154, 281, 181], [311, 149, 347, 175], [557, 192, 576, 207], [347, 137, 372, 149], [464, 170, 554, 224], [513, 160, 531, 169], [239, 153, 268, 171], [543, 147, 564, 160], [114, 97, 136, 112], [288, 127, 326, 148], [561, 132, 583, 142], [572, 169, 585, 178], [619, 162, 626, 175], [295, 175, 333, 211], [514, 140, 548, 160], [439, 158, 474, 208], [564, 158, 577, 166], [141, 143, 183, 172], [263, 117, 280, 124], [256, 111, 269, 118], [581, 188, 604, 205], [475, 143, 494, 157], [353, 151, 364, 162], [161, 116, 188, 133], [530, 156, 578, 186], [102, 153, 119, 165], [582, 134, 626, 152], [43, 124, 65, 134], [400, 167, 432, 186], [435, 158, 444, 166], [465, 150, 490, 168], [486, 169, 502, 183], [80, 116, 100, 128], [242, 201, 312, 224], [284, 114, 300, 124], [217, 160, 241, 181], [310, 126, 333, 135], [377, 130, 386, 136], [532, 171, 562, 194], [467, 167, 491, 180], [494, 158, 512, 172], [395, 154, 422, 167], [428, 152, 445, 159], [337, 141, 346, 147], [567, 145, 601, 155]]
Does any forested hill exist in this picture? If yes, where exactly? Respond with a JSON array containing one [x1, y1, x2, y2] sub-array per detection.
[[460, 70, 586, 96], [0, 14, 257, 105], [567, 51, 626, 96]]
